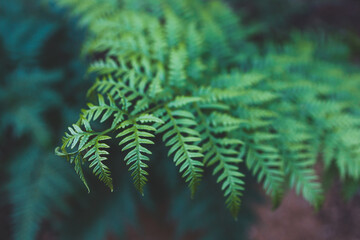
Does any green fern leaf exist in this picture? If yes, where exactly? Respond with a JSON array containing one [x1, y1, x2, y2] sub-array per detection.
[[157, 107, 204, 197], [116, 114, 163, 194], [196, 107, 245, 217]]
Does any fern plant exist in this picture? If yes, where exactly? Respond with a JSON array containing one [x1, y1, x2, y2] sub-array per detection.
[[55, 0, 360, 218]]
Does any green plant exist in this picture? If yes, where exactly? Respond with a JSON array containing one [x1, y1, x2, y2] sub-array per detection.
[[0, 1, 257, 239], [55, 0, 360, 219]]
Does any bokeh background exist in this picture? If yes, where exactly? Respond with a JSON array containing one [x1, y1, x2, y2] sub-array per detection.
[[1, 0, 360, 239]]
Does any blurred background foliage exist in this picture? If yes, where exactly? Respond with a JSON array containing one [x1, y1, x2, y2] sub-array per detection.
[[0, 0, 359, 239]]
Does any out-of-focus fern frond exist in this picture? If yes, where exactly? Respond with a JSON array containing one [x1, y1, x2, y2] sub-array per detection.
[[7, 148, 77, 240]]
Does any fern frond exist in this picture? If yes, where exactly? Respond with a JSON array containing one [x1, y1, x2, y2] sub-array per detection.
[[186, 22, 204, 60], [82, 94, 124, 123], [156, 107, 204, 196], [196, 107, 245, 217], [8, 149, 77, 240], [285, 154, 323, 208], [88, 74, 155, 113], [84, 135, 113, 191], [116, 114, 163, 194], [246, 146, 284, 206], [55, 147, 90, 192], [165, 8, 183, 47], [59, 122, 113, 191], [277, 119, 323, 207], [168, 45, 187, 87], [168, 96, 202, 108], [88, 58, 119, 76], [211, 71, 265, 89]]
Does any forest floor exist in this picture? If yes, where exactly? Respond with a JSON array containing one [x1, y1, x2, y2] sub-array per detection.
[[249, 183, 360, 240], [123, 179, 360, 240]]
